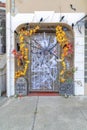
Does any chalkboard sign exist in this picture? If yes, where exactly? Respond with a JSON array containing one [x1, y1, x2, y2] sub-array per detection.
[[59, 82, 74, 96], [15, 77, 27, 96]]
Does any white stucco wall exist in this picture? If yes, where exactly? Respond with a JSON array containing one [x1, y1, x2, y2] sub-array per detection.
[[6, 11, 85, 97]]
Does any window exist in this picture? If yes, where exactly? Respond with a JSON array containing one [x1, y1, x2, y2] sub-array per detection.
[[0, 18, 6, 54]]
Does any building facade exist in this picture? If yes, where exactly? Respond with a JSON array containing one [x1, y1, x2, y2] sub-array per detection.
[[6, 0, 87, 97]]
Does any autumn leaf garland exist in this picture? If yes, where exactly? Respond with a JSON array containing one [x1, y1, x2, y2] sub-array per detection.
[[56, 25, 73, 82], [13, 25, 40, 78]]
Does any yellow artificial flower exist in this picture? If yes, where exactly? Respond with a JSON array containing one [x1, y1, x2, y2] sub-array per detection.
[[26, 60, 30, 63], [60, 77, 66, 83], [60, 70, 64, 75], [20, 44, 25, 49]]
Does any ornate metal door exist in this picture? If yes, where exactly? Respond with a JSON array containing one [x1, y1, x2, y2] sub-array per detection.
[[28, 32, 60, 92]]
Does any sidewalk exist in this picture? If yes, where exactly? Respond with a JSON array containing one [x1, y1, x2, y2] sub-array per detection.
[[0, 96, 8, 107], [0, 96, 87, 130]]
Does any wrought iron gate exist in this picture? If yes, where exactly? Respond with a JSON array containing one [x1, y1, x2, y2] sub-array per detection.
[[28, 32, 60, 92]]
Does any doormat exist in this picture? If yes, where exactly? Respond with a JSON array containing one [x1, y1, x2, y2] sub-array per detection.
[[28, 92, 59, 96]]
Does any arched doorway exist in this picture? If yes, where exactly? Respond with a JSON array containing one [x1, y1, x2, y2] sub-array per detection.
[[14, 23, 74, 95]]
